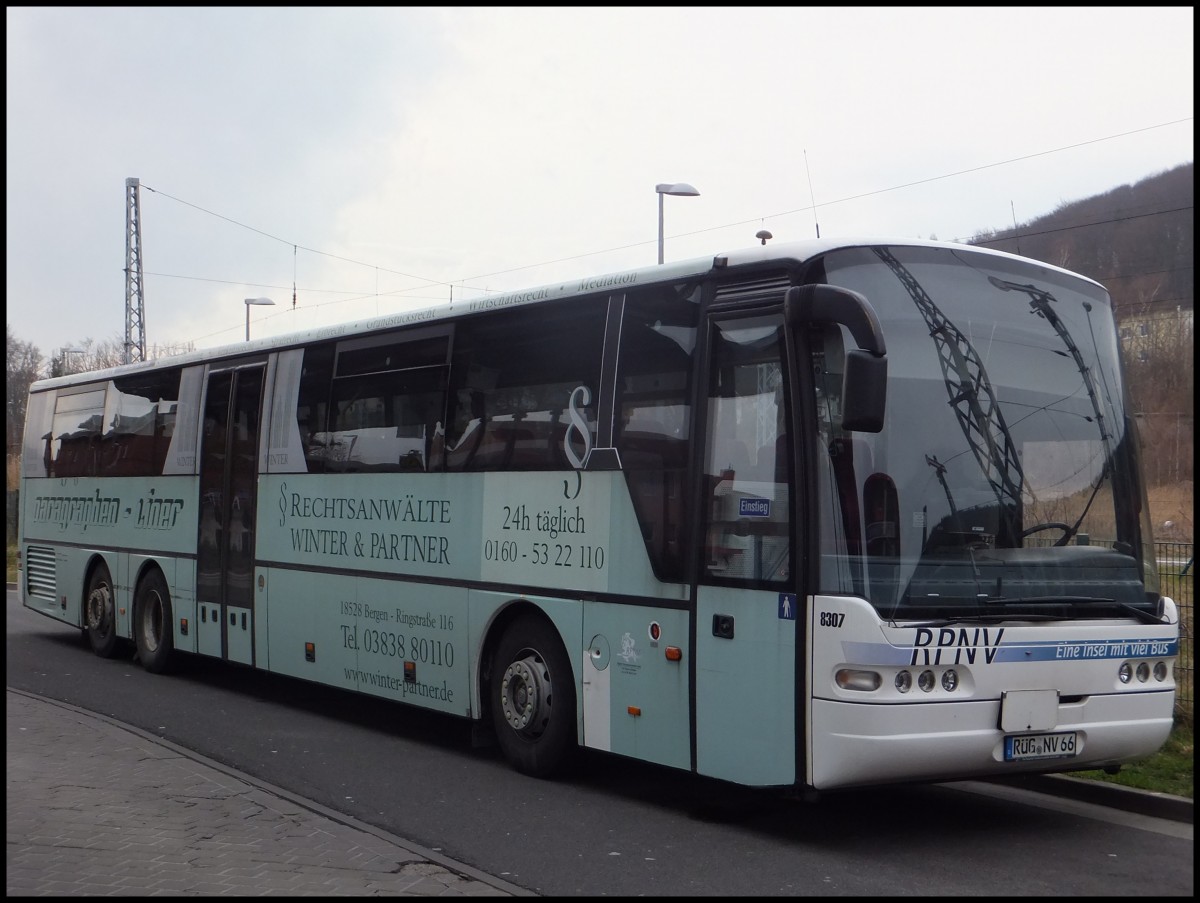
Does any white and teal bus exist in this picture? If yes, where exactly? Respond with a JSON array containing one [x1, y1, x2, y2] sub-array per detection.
[[18, 238, 1179, 791]]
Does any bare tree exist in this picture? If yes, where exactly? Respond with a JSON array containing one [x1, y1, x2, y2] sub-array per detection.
[[8, 324, 45, 538], [1124, 304, 1195, 489], [6, 325, 43, 490], [50, 335, 195, 376]]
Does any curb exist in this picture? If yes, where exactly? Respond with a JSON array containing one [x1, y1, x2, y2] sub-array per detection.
[[994, 772, 1193, 824]]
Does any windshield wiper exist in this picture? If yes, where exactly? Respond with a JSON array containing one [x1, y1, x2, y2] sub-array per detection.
[[1117, 602, 1168, 625], [897, 613, 1060, 628], [894, 596, 1165, 627]]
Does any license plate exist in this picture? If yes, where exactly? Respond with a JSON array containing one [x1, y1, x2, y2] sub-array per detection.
[[1004, 731, 1078, 761]]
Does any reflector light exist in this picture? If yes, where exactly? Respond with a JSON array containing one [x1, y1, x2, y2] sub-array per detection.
[[835, 669, 882, 691], [628, 706, 642, 716], [665, 646, 682, 661]]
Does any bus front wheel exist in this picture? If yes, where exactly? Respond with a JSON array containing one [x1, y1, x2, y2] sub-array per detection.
[[83, 563, 121, 658], [134, 570, 175, 674], [489, 615, 577, 778]]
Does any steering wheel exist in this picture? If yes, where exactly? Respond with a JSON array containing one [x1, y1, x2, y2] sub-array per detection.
[[1020, 522, 1073, 545]]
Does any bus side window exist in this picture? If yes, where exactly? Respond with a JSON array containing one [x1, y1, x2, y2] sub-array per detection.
[[444, 299, 605, 473], [701, 315, 791, 586], [615, 286, 700, 582], [21, 391, 56, 480], [102, 368, 183, 477], [319, 333, 448, 474], [297, 342, 335, 474], [50, 389, 106, 478]]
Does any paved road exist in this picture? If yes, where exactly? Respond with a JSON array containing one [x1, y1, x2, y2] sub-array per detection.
[[8, 685, 1192, 898], [6, 689, 532, 897]]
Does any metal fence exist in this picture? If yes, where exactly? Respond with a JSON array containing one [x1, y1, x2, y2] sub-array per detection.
[[1156, 541, 1194, 724]]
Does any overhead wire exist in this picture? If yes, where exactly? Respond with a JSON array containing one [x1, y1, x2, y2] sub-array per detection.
[[140, 118, 1194, 342]]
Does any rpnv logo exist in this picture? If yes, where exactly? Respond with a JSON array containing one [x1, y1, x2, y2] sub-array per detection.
[[739, 498, 770, 517]]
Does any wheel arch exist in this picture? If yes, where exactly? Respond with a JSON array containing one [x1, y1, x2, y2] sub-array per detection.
[[131, 559, 177, 674], [131, 557, 170, 599], [80, 552, 119, 630], [81, 551, 113, 591], [474, 596, 584, 728], [131, 556, 176, 637], [476, 598, 552, 716], [80, 550, 131, 656], [479, 597, 583, 777]]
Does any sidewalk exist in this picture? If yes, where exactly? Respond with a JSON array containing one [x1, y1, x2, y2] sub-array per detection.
[[5, 689, 531, 897]]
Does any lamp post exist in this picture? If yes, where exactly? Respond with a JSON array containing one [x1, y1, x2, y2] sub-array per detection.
[[655, 182, 699, 264], [244, 297, 275, 341]]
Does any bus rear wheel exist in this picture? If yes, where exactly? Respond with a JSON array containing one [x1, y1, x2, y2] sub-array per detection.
[[489, 615, 576, 778], [134, 570, 175, 674], [84, 563, 121, 658]]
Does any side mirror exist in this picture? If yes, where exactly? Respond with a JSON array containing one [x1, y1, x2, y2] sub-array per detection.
[[841, 349, 887, 432], [785, 284, 887, 433]]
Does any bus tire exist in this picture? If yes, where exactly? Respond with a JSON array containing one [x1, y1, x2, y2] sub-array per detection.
[[134, 570, 175, 674], [489, 614, 577, 778], [83, 563, 121, 658]]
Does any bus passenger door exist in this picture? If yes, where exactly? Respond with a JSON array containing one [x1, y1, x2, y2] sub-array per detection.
[[693, 313, 799, 786], [196, 364, 265, 665]]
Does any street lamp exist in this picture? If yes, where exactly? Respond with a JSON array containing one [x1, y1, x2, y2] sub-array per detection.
[[655, 182, 699, 265], [244, 297, 275, 341]]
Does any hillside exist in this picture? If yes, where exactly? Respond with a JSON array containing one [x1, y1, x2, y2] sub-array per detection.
[[968, 162, 1194, 319], [971, 162, 1193, 537]]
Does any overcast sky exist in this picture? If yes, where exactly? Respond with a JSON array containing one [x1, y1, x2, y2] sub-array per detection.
[[5, 6, 1194, 360]]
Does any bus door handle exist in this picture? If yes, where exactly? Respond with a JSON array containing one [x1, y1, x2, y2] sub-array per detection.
[[712, 614, 735, 639]]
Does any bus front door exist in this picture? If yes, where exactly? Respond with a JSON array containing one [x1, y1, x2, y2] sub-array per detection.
[[196, 365, 265, 665], [693, 312, 799, 787]]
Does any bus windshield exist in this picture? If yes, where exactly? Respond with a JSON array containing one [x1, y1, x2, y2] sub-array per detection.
[[813, 244, 1160, 622]]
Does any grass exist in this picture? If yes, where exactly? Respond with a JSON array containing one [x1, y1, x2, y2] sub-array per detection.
[[1068, 720, 1194, 799], [5, 540, 1192, 799]]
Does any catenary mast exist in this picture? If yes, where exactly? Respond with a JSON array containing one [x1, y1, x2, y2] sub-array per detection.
[[124, 177, 146, 364]]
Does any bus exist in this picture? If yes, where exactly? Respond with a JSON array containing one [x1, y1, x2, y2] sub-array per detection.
[[17, 238, 1179, 792]]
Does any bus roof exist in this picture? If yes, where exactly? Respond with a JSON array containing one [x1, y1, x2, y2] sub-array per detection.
[[30, 237, 1103, 393]]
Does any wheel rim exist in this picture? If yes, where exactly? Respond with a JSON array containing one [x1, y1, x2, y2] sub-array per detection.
[[500, 652, 552, 738], [141, 590, 164, 653], [86, 582, 112, 634]]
